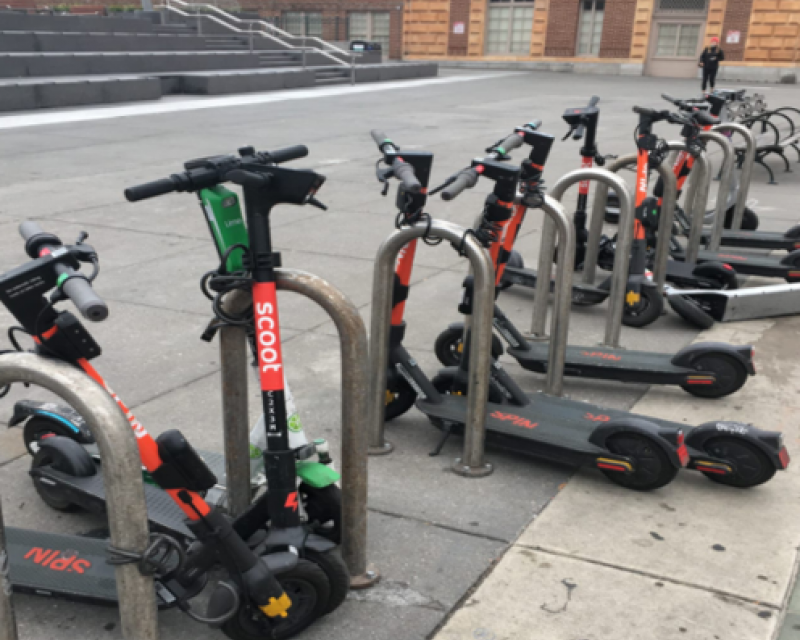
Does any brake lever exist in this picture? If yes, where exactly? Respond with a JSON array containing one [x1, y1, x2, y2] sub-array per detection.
[[428, 176, 456, 197], [375, 160, 393, 196], [307, 197, 328, 211], [562, 127, 576, 142]]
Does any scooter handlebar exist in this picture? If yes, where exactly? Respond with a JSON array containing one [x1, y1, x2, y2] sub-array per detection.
[[393, 161, 422, 193], [265, 145, 309, 164], [441, 168, 480, 201], [124, 176, 182, 202]]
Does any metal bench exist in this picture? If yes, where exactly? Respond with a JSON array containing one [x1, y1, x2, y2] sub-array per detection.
[[741, 108, 800, 184]]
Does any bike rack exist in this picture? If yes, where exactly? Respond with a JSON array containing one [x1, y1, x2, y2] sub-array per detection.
[[220, 269, 377, 588], [585, 143, 711, 292], [367, 221, 496, 477], [0, 499, 17, 640], [695, 130, 735, 260], [0, 352, 158, 640], [531, 169, 635, 354], [711, 122, 757, 237]]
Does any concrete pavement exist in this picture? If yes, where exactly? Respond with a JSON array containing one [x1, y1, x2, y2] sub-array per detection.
[[0, 70, 798, 639]]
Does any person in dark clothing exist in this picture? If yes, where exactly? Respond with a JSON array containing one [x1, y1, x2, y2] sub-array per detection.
[[699, 37, 725, 91]]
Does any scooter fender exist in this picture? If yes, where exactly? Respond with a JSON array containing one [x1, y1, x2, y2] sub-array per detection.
[[303, 532, 337, 555], [9, 400, 95, 444], [670, 342, 755, 375], [687, 421, 786, 469], [588, 418, 685, 469]]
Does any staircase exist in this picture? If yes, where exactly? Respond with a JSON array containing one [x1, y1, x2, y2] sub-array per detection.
[[0, 9, 438, 112]]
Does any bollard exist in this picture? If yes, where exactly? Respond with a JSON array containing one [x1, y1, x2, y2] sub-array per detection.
[[532, 169, 635, 351], [0, 500, 17, 640], [367, 221, 496, 477], [712, 122, 757, 234], [0, 352, 158, 640]]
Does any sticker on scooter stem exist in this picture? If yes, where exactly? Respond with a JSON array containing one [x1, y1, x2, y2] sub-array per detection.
[[253, 282, 284, 391]]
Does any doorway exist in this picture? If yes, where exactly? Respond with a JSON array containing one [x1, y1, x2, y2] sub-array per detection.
[[645, 0, 708, 78]]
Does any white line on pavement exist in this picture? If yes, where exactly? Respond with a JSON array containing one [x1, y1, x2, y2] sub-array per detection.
[[0, 73, 524, 131]]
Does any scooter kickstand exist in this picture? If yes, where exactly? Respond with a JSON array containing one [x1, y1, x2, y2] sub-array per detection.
[[429, 422, 454, 457]]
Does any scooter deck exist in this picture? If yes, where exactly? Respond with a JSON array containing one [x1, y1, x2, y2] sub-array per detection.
[[716, 230, 800, 251], [507, 342, 702, 386], [502, 266, 609, 305], [689, 250, 799, 280], [663, 260, 706, 288], [6, 527, 183, 607], [673, 283, 800, 322], [417, 394, 680, 467]]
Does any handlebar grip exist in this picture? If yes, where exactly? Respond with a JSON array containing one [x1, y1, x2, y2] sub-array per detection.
[[573, 125, 586, 141], [497, 132, 524, 154], [525, 119, 543, 130], [59, 272, 108, 322], [588, 95, 600, 107], [393, 161, 421, 193], [662, 93, 678, 105], [19, 221, 45, 243], [124, 177, 179, 203], [371, 130, 391, 148], [441, 169, 479, 202], [267, 145, 309, 164]]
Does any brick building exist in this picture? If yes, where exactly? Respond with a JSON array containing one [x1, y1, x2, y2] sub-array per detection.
[[403, 0, 800, 82], [239, 0, 404, 59]]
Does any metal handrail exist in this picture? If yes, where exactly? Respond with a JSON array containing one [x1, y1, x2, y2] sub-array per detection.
[[712, 122, 757, 234], [162, 0, 353, 67], [221, 269, 377, 587], [367, 220, 496, 477], [532, 170, 635, 352], [697, 130, 734, 255], [0, 352, 158, 640]]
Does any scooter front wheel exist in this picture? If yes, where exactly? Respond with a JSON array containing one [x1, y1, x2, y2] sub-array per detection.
[[499, 250, 524, 290], [222, 559, 331, 640], [600, 433, 678, 491], [23, 415, 82, 455], [724, 206, 759, 231], [701, 437, 776, 488], [385, 371, 417, 421], [622, 287, 663, 328], [301, 483, 341, 544], [304, 547, 349, 615], [434, 324, 504, 367], [668, 295, 714, 329], [681, 353, 748, 398]]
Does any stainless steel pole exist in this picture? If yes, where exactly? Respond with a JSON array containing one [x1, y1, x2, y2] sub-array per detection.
[[713, 122, 757, 232], [699, 130, 735, 251], [0, 353, 158, 640], [0, 499, 17, 640], [274, 269, 377, 588], [684, 151, 712, 264], [367, 221, 495, 477], [220, 289, 252, 518]]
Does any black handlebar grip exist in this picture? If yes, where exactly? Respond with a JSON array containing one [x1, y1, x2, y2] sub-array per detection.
[[497, 132, 524, 153], [124, 177, 179, 202], [393, 161, 421, 193], [267, 145, 309, 165], [588, 95, 600, 107], [573, 125, 586, 141], [662, 93, 678, 105], [19, 220, 45, 243], [59, 272, 108, 322], [441, 169, 479, 202], [525, 119, 543, 130], [371, 130, 391, 148]]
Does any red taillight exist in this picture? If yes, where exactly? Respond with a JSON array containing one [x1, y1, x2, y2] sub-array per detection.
[[779, 447, 791, 469], [723, 264, 734, 271], [751, 348, 756, 374], [677, 430, 685, 445]]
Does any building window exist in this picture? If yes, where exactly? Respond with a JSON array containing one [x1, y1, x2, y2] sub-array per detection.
[[657, 0, 707, 11], [485, 0, 535, 55], [655, 23, 701, 57], [348, 12, 391, 50], [283, 12, 322, 38], [577, 0, 604, 56]]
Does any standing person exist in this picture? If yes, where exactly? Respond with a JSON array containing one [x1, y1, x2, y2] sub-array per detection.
[[699, 37, 725, 92]]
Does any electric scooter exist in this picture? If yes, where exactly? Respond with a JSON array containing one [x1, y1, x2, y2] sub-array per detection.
[[376, 129, 787, 490], [660, 95, 800, 282], [9, 161, 342, 542], [1, 146, 350, 638], [434, 116, 756, 398]]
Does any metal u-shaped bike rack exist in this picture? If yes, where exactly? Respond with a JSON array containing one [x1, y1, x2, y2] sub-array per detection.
[[0, 499, 17, 640], [694, 130, 735, 260], [711, 122, 757, 238], [219, 268, 377, 587], [531, 169, 636, 354], [0, 352, 158, 640], [367, 220, 496, 477]]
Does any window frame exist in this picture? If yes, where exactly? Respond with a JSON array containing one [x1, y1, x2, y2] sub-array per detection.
[[282, 11, 322, 38], [576, 0, 605, 57], [348, 11, 391, 50], [653, 22, 702, 59], [484, 0, 535, 56]]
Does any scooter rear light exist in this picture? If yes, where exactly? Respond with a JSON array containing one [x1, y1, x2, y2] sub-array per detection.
[[676, 430, 690, 467], [751, 347, 756, 374], [779, 447, 791, 469]]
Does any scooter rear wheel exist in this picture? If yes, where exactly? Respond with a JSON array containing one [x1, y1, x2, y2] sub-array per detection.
[[222, 559, 331, 640], [385, 371, 417, 421], [600, 433, 678, 491], [691, 262, 739, 290], [780, 250, 800, 282], [23, 415, 82, 455], [434, 324, 504, 367], [304, 547, 349, 615], [701, 437, 776, 488], [667, 295, 715, 329], [622, 287, 663, 328], [428, 370, 507, 431], [681, 353, 748, 398], [31, 436, 96, 512]]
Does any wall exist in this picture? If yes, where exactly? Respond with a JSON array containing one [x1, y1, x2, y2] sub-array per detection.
[[598, 0, 637, 58], [447, 0, 469, 55], [544, 0, 580, 57], [742, 0, 800, 64], [403, 0, 450, 57], [721, 0, 755, 61]]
